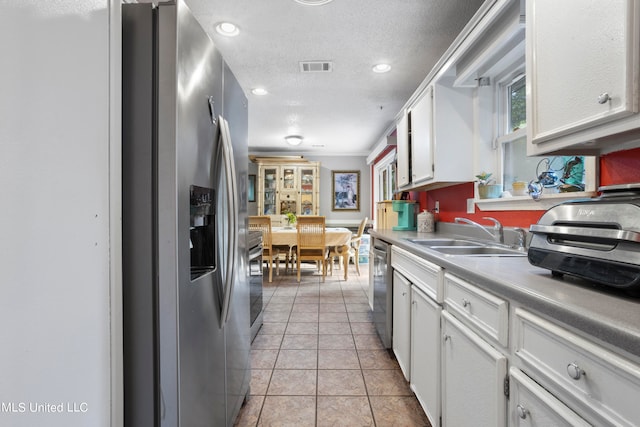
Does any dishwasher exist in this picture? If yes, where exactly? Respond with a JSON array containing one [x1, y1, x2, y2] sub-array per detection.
[[371, 237, 392, 348]]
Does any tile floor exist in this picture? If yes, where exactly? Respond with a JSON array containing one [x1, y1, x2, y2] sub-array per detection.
[[234, 260, 431, 427]]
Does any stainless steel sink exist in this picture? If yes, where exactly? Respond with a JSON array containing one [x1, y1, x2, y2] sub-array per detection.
[[430, 246, 527, 257], [405, 237, 527, 256], [406, 238, 483, 247]]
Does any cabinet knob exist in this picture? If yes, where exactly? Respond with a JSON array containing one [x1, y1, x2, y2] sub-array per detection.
[[597, 92, 611, 104], [443, 334, 451, 342], [516, 404, 529, 420], [462, 299, 471, 308], [566, 362, 585, 380]]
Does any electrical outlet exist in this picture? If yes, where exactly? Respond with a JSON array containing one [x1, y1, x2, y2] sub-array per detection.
[[466, 198, 475, 214], [434, 201, 440, 213]]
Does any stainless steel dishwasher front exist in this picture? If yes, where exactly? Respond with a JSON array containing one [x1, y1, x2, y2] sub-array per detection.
[[371, 237, 392, 348]]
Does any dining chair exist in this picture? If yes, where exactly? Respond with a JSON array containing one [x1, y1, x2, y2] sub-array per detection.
[[270, 217, 295, 274], [327, 217, 368, 276], [248, 216, 280, 282], [295, 216, 328, 282]]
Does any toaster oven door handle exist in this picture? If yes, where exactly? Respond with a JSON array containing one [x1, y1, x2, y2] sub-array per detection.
[[530, 225, 640, 243]]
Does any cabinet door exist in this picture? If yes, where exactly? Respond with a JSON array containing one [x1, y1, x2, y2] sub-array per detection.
[[393, 271, 411, 380], [527, 0, 640, 147], [410, 86, 434, 184], [259, 165, 279, 215], [509, 367, 590, 427], [411, 286, 441, 427], [442, 311, 507, 427], [396, 111, 410, 187], [280, 166, 297, 190], [279, 166, 298, 215], [298, 165, 317, 215]]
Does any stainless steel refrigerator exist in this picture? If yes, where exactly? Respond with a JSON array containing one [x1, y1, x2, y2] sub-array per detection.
[[122, 2, 250, 426]]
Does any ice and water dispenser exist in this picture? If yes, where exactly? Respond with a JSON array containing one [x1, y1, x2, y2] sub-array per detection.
[[190, 185, 216, 280]]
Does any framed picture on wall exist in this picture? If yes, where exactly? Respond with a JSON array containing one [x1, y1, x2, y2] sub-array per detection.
[[248, 174, 256, 202], [331, 170, 360, 211]]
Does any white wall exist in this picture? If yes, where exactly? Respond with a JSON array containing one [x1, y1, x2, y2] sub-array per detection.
[[0, 1, 121, 426], [315, 155, 371, 225]]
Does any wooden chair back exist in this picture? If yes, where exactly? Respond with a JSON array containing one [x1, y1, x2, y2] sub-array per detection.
[[296, 216, 326, 250], [295, 216, 327, 282], [249, 215, 273, 250], [352, 217, 368, 246], [249, 215, 281, 282]]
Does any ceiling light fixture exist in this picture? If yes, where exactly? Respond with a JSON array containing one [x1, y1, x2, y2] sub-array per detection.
[[251, 88, 268, 96], [372, 63, 391, 73], [285, 135, 304, 146], [294, 0, 334, 6], [215, 22, 240, 37]]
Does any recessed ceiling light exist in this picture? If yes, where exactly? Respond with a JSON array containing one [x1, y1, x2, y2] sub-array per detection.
[[372, 63, 391, 73], [215, 22, 239, 37], [285, 135, 304, 146], [294, 0, 334, 5], [251, 88, 268, 96]]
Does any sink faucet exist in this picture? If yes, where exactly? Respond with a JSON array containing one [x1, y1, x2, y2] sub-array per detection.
[[513, 227, 527, 249], [454, 217, 504, 244]]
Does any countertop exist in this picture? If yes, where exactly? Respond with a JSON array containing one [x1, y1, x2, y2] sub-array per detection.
[[369, 226, 640, 362]]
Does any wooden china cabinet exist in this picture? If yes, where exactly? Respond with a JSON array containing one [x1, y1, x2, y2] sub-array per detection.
[[256, 160, 320, 225]]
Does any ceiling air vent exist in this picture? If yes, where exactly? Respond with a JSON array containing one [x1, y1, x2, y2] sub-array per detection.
[[299, 61, 333, 73]]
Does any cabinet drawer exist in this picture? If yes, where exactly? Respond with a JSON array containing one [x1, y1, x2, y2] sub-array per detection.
[[444, 273, 508, 347], [509, 367, 589, 427], [391, 246, 443, 303], [515, 308, 640, 427]]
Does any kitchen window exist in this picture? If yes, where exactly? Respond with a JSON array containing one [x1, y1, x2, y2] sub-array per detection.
[[374, 149, 396, 202], [496, 67, 532, 193], [480, 66, 597, 211]]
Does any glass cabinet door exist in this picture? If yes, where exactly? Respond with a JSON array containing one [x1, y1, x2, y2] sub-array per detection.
[[280, 199, 296, 215], [262, 167, 278, 215], [299, 167, 315, 216], [281, 167, 296, 190]]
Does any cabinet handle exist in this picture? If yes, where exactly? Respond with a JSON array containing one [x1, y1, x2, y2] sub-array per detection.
[[566, 362, 585, 380], [598, 92, 611, 104], [462, 299, 471, 308], [516, 404, 529, 420]]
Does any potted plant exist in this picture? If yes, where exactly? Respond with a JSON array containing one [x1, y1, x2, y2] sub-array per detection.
[[475, 172, 502, 199], [285, 212, 297, 227]]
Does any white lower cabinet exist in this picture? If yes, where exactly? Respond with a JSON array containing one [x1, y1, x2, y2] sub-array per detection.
[[391, 246, 444, 425], [392, 270, 412, 380], [514, 308, 640, 426], [411, 285, 441, 427], [509, 367, 590, 427], [442, 310, 508, 427], [387, 244, 640, 427]]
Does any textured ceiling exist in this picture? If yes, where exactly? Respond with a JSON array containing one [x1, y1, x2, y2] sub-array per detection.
[[186, 0, 485, 155]]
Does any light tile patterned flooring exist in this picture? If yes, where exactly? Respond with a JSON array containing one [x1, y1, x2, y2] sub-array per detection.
[[234, 260, 431, 427]]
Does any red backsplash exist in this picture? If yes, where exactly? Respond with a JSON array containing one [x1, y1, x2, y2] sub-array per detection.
[[410, 147, 640, 228], [415, 183, 544, 228], [599, 147, 640, 186]]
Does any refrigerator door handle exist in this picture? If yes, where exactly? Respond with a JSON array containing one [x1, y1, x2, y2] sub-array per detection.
[[219, 116, 238, 325]]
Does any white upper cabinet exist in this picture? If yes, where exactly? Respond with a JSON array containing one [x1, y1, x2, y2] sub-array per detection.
[[396, 79, 473, 191], [527, 0, 640, 155], [409, 85, 434, 184], [396, 111, 410, 188]]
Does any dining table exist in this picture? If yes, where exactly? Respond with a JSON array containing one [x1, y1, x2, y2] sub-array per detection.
[[271, 226, 353, 280]]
